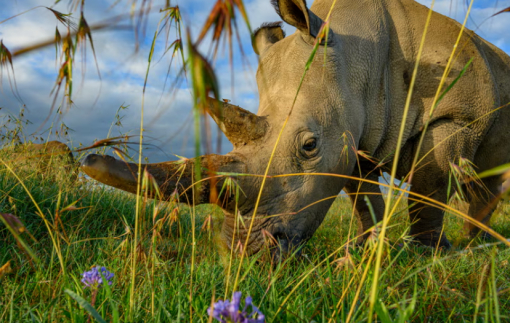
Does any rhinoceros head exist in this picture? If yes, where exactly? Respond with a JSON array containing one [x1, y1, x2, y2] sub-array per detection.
[[82, 0, 364, 256]]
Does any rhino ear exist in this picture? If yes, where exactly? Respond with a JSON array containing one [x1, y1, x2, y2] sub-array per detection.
[[271, 0, 323, 38], [253, 22, 286, 55]]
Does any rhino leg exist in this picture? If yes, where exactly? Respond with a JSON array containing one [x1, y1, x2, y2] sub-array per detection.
[[463, 176, 500, 239], [344, 170, 385, 244], [409, 120, 488, 248], [408, 188, 452, 248], [463, 114, 510, 239]]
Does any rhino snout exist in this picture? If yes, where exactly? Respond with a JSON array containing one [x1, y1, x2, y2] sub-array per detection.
[[221, 213, 305, 259]]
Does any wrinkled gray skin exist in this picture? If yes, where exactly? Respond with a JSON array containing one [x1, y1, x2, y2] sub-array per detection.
[[82, 0, 510, 256]]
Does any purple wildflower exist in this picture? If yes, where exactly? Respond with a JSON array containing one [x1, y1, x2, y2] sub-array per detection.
[[208, 292, 265, 323], [81, 266, 114, 289]]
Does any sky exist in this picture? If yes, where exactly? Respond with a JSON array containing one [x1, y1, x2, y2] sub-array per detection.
[[1, 0, 509, 163]]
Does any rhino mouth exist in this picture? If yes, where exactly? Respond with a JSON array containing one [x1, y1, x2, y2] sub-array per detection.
[[269, 231, 305, 261], [221, 226, 304, 259], [220, 210, 268, 256], [220, 207, 307, 259]]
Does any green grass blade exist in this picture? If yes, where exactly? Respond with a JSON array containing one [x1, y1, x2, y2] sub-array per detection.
[[99, 271, 119, 323], [0, 213, 40, 264], [478, 163, 510, 178], [374, 299, 394, 323], [64, 289, 106, 323]]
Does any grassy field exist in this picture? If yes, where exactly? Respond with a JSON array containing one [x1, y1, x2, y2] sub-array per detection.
[[1, 153, 510, 323], [1, 0, 509, 321]]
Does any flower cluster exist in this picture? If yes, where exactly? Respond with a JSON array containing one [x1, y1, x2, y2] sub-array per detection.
[[208, 292, 264, 323], [81, 266, 114, 289]]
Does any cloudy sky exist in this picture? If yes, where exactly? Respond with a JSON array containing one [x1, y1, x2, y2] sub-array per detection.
[[1, 0, 509, 163]]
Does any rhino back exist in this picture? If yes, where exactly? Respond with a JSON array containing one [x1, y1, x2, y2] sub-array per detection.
[[480, 38, 510, 107], [309, 0, 509, 166], [399, 0, 510, 173]]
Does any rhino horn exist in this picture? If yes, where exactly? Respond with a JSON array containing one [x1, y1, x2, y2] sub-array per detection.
[[204, 97, 268, 148], [271, 0, 323, 38], [81, 153, 243, 203]]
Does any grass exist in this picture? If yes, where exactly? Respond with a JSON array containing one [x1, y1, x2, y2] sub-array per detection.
[[1, 1, 510, 322], [1, 156, 509, 322]]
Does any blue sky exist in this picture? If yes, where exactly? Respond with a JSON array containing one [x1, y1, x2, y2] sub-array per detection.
[[1, 0, 509, 162]]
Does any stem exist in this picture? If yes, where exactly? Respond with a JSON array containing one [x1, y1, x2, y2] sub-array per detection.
[[87, 289, 98, 323]]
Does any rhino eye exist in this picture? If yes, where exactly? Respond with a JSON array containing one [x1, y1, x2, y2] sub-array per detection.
[[303, 138, 317, 152]]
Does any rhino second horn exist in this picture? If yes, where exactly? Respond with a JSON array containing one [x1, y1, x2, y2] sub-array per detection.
[[205, 97, 268, 147]]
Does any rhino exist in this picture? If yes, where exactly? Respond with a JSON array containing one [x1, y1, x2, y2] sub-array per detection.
[[81, 0, 510, 255]]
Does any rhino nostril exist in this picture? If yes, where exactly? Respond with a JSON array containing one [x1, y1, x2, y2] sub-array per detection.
[[272, 232, 304, 253], [272, 232, 288, 244], [271, 232, 290, 253], [269, 232, 305, 263]]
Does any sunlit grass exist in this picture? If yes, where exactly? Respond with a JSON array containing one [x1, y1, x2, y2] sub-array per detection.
[[1, 156, 509, 322]]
